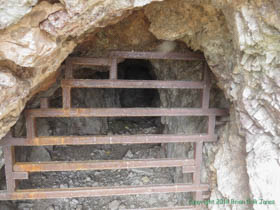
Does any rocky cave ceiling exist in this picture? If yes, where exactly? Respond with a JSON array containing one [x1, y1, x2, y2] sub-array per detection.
[[0, 0, 280, 209]]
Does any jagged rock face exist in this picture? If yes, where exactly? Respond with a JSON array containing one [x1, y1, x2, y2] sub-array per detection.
[[144, 1, 280, 209], [0, 0, 38, 29], [145, 0, 234, 98], [0, 0, 280, 210], [0, 0, 161, 140], [232, 3, 280, 208]]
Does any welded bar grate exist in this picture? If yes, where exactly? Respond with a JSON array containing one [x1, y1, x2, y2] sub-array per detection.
[[0, 51, 228, 209]]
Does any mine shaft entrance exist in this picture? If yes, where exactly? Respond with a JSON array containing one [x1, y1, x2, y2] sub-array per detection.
[[0, 51, 228, 209], [111, 58, 162, 138], [118, 59, 160, 108]]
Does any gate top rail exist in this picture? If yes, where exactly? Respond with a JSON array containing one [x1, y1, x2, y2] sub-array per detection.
[[109, 51, 205, 60], [68, 51, 205, 66]]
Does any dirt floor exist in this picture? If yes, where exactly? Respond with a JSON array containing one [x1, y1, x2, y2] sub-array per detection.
[[0, 118, 190, 210]]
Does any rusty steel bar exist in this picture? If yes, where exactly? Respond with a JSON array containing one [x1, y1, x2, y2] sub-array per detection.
[[13, 158, 195, 172], [65, 60, 73, 79], [62, 87, 71, 109], [25, 113, 35, 139], [182, 165, 196, 173], [110, 58, 118, 79], [192, 62, 211, 208], [202, 63, 211, 109], [0, 134, 216, 146], [193, 141, 203, 185], [0, 134, 218, 146], [62, 60, 73, 109], [195, 191, 203, 210], [61, 79, 205, 89], [40, 98, 49, 109], [208, 116, 216, 135], [0, 184, 209, 200], [3, 146, 16, 192], [109, 51, 205, 61], [193, 141, 203, 208], [68, 57, 112, 66], [26, 108, 228, 118]]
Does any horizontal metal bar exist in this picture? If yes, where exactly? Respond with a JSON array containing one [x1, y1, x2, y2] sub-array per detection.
[[0, 134, 217, 146], [182, 165, 196, 173], [26, 108, 228, 117], [61, 79, 205, 89], [14, 159, 195, 172], [68, 57, 112, 66], [109, 51, 205, 61], [0, 184, 209, 200]]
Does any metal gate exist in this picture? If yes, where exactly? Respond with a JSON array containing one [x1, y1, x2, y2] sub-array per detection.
[[0, 51, 228, 209]]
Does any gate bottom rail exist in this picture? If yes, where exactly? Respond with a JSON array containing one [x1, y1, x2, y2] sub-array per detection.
[[0, 184, 209, 200]]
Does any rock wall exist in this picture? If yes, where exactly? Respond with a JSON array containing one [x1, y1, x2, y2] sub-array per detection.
[[0, 0, 162, 140], [0, 0, 280, 209], [0, 0, 38, 29], [144, 1, 280, 209]]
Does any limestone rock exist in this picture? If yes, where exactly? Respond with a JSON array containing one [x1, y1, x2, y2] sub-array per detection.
[[0, 1, 279, 210], [145, 1, 280, 209], [40, 0, 163, 38], [74, 10, 158, 56], [0, 0, 37, 29], [145, 0, 234, 99], [0, 69, 16, 87], [213, 112, 251, 210], [0, 1, 63, 67], [0, 0, 161, 145]]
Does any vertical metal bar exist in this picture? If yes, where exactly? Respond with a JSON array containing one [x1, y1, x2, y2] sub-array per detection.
[[208, 116, 216, 135], [25, 112, 36, 140], [192, 62, 215, 207], [202, 62, 210, 109], [3, 146, 16, 192], [62, 87, 71, 109], [193, 141, 203, 208], [193, 141, 202, 185], [40, 98, 49, 109], [65, 60, 73, 79], [194, 62, 211, 206], [110, 58, 118, 79], [63, 60, 73, 109], [195, 191, 203, 209]]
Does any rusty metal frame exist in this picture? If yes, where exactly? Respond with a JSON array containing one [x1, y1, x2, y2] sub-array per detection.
[[0, 51, 228, 209]]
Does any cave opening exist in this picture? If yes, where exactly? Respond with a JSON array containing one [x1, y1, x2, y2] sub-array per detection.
[[0, 49, 230, 209], [117, 59, 160, 108], [0, 4, 230, 207], [110, 59, 162, 138], [2, 0, 278, 208]]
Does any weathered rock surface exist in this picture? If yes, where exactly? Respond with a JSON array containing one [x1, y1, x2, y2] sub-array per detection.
[[145, 1, 280, 209], [0, 0, 160, 140], [0, 0, 38, 29], [73, 9, 158, 56], [144, 0, 234, 98], [212, 110, 251, 210], [0, 0, 279, 209]]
